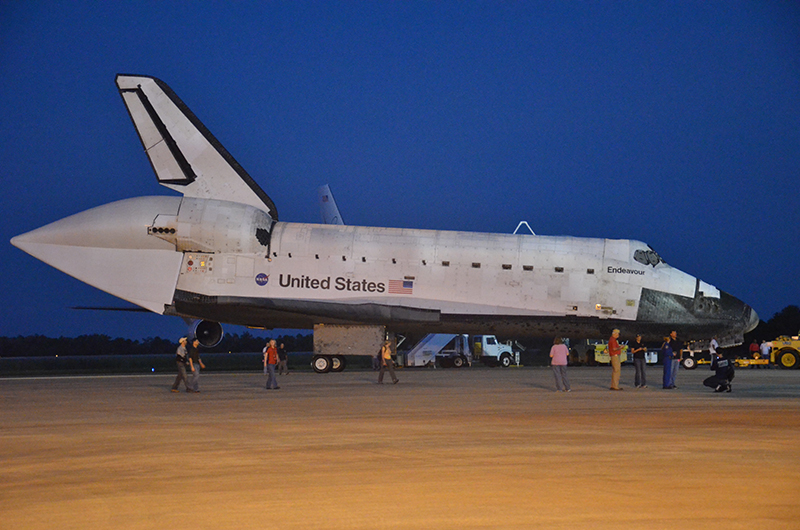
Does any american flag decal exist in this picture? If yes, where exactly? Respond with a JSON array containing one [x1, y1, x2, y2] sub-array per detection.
[[388, 279, 413, 295]]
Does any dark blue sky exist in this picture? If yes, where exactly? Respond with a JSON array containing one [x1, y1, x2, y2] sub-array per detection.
[[1, 2, 798, 340]]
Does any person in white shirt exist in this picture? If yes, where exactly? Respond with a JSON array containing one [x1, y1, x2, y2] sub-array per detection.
[[709, 336, 719, 357], [760, 341, 771, 365]]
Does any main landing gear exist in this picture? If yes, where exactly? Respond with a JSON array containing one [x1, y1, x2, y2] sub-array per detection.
[[311, 355, 347, 373]]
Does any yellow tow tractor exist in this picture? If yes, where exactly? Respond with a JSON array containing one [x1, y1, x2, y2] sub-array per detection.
[[771, 336, 800, 369], [591, 340, 630, 364]]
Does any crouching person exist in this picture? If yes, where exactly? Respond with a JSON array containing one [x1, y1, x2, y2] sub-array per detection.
[[703, 353, 735, 393]]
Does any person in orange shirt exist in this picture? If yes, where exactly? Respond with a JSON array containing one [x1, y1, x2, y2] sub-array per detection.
[[609, 329, 623, 390], [378, 340, 399, 384], [263, 339, 280, 390]]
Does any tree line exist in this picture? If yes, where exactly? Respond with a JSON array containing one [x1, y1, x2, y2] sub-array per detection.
[[1, 305, 797, 358], [0, 332, 313, 358], [746, 305, 800, 343]]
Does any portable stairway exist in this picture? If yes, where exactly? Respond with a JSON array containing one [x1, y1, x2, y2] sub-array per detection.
[[405, 334, 459, 367]]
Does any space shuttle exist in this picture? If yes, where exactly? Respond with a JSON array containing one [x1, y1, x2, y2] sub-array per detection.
[[11, 75, 758, 362]]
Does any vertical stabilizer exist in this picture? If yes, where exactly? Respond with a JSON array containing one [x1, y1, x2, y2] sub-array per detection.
[[317, 184, 344, 225]]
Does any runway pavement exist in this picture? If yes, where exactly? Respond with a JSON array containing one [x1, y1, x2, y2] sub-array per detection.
[[2, 366, 799, 529]]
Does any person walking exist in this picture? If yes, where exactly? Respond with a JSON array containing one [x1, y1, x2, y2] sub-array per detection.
[[171, 337, 191, 393], [549, 337, 571, 392], [667, 331, 682, 389], [630, 334, 647, 388], [608, 329, 623, 390], [378, 340, 399, 384], [187, 338, 205, 393], [371, 350, 380, 371], [263, 339, 280, 390], [277, 342, 289, 375]]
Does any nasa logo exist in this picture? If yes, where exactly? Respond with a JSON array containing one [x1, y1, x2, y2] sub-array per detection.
[[255, 273, 269, 286]]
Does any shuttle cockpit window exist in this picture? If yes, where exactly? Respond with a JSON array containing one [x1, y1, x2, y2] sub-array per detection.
[[633, 247, 663, 267]]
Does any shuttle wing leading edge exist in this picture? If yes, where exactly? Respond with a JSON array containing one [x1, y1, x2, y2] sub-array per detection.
[[115, 74, 278, 220]]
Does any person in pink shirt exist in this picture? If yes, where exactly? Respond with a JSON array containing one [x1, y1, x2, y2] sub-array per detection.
[[549, 337, 571, 392]]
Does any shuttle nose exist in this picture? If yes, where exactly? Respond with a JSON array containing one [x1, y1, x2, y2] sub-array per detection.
[[717, 291, 759, 336], [11, 226, 67, 258], [10, 232, 33, 251], [11, 196, 182, 254]]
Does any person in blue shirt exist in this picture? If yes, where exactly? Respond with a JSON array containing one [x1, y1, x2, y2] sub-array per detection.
[[704, 352, 734, 392], [661, 337, 673, 389], [667, 331, 682, 389]]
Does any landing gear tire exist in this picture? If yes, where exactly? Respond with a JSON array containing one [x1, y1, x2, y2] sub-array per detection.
[[312, 355, 332, 373], [499, 354, 512, 368], [777, 349, 799, 369], [682, 357, 696, 370], [331, 355, 347, 372]]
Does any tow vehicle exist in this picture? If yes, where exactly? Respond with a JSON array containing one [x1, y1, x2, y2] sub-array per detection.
[[681, 341, 710, 370], [681, 341, 762, 370], [681, 336, 800, 370], [572, 339, 654, 365], [771, 336, 800, 369], [591, 340, 630, 364]]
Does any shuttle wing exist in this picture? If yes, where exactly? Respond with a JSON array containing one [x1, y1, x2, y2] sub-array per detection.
[[115, 74, 278, 220]]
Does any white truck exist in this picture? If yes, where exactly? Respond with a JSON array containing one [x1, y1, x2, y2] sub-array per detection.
[[404, 334, 519, 368], [472, 335, 519, 367]]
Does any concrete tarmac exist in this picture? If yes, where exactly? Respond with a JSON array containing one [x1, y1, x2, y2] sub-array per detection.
[[1, 366, 799, 530]]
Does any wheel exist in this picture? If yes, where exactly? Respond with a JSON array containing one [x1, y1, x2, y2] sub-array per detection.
[[682, 357, 696, 370], [312, 355, 331, 373], [331, 355, 346, 372], [499, 354, 512, 368], [452, 355, 465, 368], [776, 349, 799, 369]]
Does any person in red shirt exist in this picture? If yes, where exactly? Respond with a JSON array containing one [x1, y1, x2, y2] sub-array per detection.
[[263, 339, 280, 390], [749, 340, 760, 359], [609, 329, 623, 390]]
